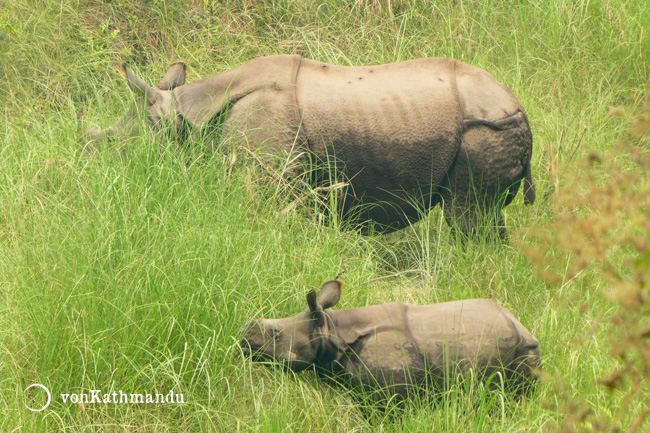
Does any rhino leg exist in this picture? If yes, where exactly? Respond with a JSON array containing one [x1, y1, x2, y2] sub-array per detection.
[[507, 340, 541, 395], [440, 113, 533, 241]]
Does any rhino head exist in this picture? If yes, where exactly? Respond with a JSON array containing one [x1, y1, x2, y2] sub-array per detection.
[[80, 62, 188, 144], [241, 280, 345, 372]]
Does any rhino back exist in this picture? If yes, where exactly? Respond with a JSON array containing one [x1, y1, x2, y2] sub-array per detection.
[[406, 299, 522, 372], [329, 299, 533, 396], [295, 58, 464, 201]]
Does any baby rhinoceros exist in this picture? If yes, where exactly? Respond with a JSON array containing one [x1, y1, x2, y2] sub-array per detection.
[[241, 280, 541, 401]]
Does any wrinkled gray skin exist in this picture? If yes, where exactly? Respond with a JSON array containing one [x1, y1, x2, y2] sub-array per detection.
[[241, 280, 541, 401], [82, 55, 536, 236]]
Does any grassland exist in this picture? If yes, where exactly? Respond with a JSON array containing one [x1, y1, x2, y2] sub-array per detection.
[[1, 0, 648, 431]]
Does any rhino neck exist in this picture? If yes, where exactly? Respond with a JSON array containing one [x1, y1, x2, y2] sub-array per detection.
[[173, 54, 302, 130]]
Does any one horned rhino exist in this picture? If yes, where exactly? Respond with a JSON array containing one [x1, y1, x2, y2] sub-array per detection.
[[84, 55, 536, 236], [241, 280, 541, 401]]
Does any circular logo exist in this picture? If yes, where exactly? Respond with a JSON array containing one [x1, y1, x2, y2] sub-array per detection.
[[24, 383, 51, 412]]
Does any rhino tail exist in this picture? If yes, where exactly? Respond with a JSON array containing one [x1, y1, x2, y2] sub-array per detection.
[[523, 161, 536, 205]]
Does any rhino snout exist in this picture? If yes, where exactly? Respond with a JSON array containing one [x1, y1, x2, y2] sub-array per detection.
[[241, 320, 262, 347], [240, 319, 315, 372], [241, 320, 275, 356]]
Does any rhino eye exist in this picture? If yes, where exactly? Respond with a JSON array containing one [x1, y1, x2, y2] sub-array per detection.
[[270, 328, 281, 339]]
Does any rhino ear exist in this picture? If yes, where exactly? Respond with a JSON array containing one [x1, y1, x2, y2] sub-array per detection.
[[307, 289, 325, 327], [318, 280, 342, 310], [123, 64, 158, 105], [157, 62, 186, 90], [123, 64, 149, 94]]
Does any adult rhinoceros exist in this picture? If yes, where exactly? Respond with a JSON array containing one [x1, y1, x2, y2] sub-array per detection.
[[83, 55, 535, 236], [241, 280, 541, 401]]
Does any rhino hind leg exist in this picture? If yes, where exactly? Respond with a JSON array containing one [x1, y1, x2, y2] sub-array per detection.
[[439, 166, 512, 243], [440, 115, 533, 241], [505, 340, 542, 396]]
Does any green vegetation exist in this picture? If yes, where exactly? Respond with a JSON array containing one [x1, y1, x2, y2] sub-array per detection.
[[1, 0, 648, 431]]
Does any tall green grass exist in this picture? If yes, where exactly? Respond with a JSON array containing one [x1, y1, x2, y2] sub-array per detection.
[[1, 0, 648, 431]]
